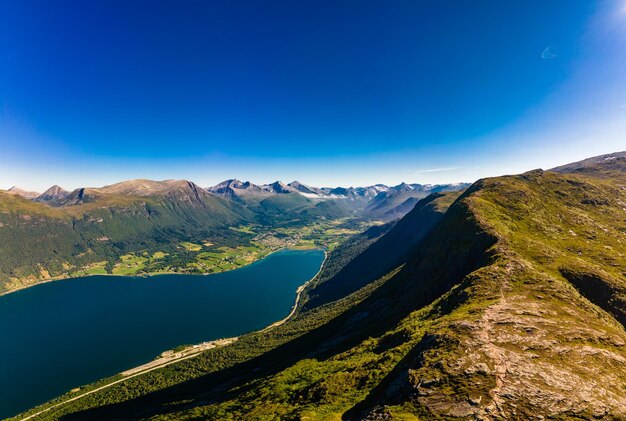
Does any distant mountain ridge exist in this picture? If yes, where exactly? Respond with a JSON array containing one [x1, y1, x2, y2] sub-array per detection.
[[6, 186, 40, 199], [206, 179, 470, 220], [35, 185, 69, 204], [7, 179, 469, 219], [0, 177, 469, 293], [550, 151, 626, 175], [4, 178, 470, 222]]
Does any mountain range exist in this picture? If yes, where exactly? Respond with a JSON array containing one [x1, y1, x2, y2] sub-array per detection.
[[13, 151, 626, 420], [0, 177, 467, 294], [5, 179, 469, 222]]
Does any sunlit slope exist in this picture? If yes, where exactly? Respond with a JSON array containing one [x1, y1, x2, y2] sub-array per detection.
[[15, 155, 626, 420], [0, 184, 251, 292], [174, 163, 626, 419]]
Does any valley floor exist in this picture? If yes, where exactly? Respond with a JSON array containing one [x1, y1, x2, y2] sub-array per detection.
[[1, 218, 371, 296]]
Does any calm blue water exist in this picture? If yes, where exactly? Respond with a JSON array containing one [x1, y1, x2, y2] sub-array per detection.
[[0, 248, 324, 419]]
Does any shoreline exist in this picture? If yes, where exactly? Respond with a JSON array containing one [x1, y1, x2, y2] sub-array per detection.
[[0, 246, 320, 298], [260, 248, 328, 332], [19, 338, 240, 421], [12, 247, 329, 420]]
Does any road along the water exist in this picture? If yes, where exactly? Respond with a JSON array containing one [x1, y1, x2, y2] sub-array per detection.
[[1, 248, 325, 419]]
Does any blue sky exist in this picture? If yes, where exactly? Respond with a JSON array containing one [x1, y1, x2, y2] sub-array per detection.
[[1, 0, 624, 190]]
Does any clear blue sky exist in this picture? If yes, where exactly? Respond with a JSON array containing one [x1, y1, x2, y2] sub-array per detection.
[[1, 0, 624, 190]]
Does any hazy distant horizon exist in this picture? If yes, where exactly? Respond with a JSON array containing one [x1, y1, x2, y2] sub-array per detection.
[[3, 148, 626, 193]]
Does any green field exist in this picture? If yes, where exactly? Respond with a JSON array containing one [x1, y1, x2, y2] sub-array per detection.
[[39, 219, 379, 281]]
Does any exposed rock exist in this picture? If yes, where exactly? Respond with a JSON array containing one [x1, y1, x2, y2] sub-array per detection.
[[35, 185, 69, 204]]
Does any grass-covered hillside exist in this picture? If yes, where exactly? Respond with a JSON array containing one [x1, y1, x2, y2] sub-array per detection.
[[16, 153, 626, 420], [0, 183, 249, 293], [0, 179, 367, 294]]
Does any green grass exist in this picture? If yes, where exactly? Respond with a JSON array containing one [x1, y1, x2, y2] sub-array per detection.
[[112, 254, 147, 275], [80, 262, 108, 275], [180, 242, 203, 252], [15, 162, 626, 419], [21, 166, 626, 420], [229, 225, 256, 234]]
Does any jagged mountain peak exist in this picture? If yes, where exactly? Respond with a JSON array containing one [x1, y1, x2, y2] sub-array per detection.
[[390, 182, 420, 192], [265, 181, 295, 194], [35, 185, 70, 204], [288, 180, 324, 196], [208, 179, 270, 197], [42, 185, 68, 195]]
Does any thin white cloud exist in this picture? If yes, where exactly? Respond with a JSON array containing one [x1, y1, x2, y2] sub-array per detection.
[[541, 47, 557, 60]]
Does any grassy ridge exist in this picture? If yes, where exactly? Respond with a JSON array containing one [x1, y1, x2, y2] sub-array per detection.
[[304, 191, 462, 309], [166, 166, 626, 420], [19, 162, 626, 420]]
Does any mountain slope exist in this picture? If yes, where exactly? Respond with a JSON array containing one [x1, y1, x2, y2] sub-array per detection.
[[304, 190, 463, 309], [35, 185, 69, 205], [0, 177, 378, 293], [0, 181, 253, 292], [550, 151, 626, 175], [206, 179, 469, 221], [26, 155, 626, 420], [5, 186, 41, 199], [366, 182, 471, 220], [191, 163, 626, 420], [349, 166, 626, 419]]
